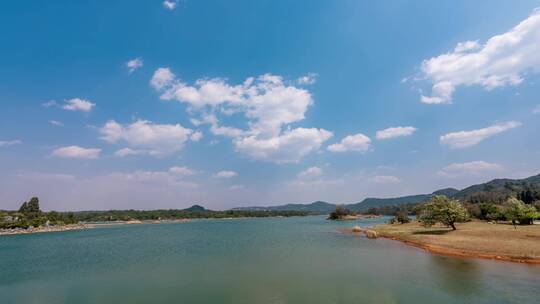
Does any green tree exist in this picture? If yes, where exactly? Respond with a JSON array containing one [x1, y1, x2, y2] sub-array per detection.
[[418, 195, 469, 230], [503, 198, 538, 227]]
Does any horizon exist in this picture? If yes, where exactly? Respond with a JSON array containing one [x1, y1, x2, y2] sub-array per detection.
[[5, 171, 539, 212], [1, 1, 540, 211]]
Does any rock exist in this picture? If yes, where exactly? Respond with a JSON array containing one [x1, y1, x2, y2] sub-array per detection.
[[352, 226, 363, 232], [364, 230, 378, 239]]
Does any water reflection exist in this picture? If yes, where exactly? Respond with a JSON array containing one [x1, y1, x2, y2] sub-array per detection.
[[429, 255, 482, 296]]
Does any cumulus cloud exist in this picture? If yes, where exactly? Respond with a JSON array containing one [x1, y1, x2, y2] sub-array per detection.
[[52, 146, 101, 159], [62, 98, 95, 112], [213, 170, 238, 178], [235, 128, 332, 163], [100, 120, 194, 157], [163, 0, 178, 10], [370, 175, 401, 184], [0, 140, 22, 147], [533, 105, 540, 114], [327, 133, 371, 153], [126, 58, 143, 73], [298, 166, 323, 179], [376, 126, 417, 140], [440, 121, 521, 149], [438, 161, 502, 177], [150, 69, 332, 163], [419, 9, 540, 104]]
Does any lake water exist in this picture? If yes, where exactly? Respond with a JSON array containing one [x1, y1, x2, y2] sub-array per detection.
[[1, 216, 539, 304]]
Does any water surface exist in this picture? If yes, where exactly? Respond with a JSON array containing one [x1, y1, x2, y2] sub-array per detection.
[[1, 216, 538, 303]]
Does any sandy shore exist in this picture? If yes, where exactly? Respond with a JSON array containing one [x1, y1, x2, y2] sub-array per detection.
[[372, 221, 540, 264]]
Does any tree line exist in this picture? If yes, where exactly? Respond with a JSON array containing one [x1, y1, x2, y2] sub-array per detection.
[[1, 197, 309, 229]]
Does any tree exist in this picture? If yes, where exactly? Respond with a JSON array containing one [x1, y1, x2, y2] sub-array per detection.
[[503, 198, 538, 227], [418, 195, 469, 230], [327, 205, 353, 220], [390, 211, 410, 224]]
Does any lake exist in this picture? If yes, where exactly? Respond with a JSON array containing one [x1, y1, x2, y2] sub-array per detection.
[[1, 216, 538, 303]]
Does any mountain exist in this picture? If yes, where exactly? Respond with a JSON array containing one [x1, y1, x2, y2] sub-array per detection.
[[231, 173, 540, 213], [183, 205, 208, 212], [233, 201, 335, 213], [453, 173, 540, 200], [346, 194, 432, 212], [432, 188, 460, 197]]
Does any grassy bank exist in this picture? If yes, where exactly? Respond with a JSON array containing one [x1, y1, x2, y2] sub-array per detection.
[[373, 221, 540, 264]]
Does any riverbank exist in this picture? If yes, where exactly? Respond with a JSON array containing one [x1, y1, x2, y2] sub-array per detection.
[[0, 223, 89, 236], [372, 221, 540, 264]]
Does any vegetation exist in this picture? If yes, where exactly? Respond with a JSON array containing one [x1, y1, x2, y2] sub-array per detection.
[[389, 211, 411, 224], [417, 195, 469, 230], [503, 198, 538, 227], [327, 205, 354, 220], [0, 197, 77, 229], [1, 198, 309, 230]]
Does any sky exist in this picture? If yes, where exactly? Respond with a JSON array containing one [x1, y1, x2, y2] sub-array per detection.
[[1, 0, 540, 211]]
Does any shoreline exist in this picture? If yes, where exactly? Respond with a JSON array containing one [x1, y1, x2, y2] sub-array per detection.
[[370, 221, 540, 265], [380, 234, 540, 264], [0, 223, 89, 236], [0, 215, 309, 236]]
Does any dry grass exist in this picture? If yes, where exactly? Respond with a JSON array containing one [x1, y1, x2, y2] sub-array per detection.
[[373, 220, 540, 263]]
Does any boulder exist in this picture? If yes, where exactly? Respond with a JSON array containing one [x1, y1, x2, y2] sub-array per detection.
[[364, 229, 378, 239], [352, 226, 363, 232]]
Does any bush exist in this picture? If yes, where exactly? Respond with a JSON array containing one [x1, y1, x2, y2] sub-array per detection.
[[390, 212, 410, 224], [327, 205, 353, 220]]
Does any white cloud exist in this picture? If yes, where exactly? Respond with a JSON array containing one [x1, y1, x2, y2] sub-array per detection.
[[126, 58, 143, 73], [52, 146, 101, 159], [169, 166, 197, 176], [438, 161, 502, 177], [190, 131, 203, 142], [440, 121, 521, 149], [370, 175, 401, 184], [163, 0, 178, 10], [235, 128, 332, 163], [62, 98, 95, 112], [533, 105, 540, 114], [150, 67, 176, 90], [0, 140, 22, 147], [419, 9, 540, 104], [298, 166, 323, 179], [213, 170, 238, 178], [100, 120, 194, 157], [376, 126, 417, 140], [327, 133, 371, 152], [114, 148, 144, 157], [151, 69, 332, 163], [49, 120, 64, 127], [297, 73, 317, 85]]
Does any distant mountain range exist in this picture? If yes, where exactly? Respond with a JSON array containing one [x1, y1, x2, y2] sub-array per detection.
[[232, 173, 540, 213]]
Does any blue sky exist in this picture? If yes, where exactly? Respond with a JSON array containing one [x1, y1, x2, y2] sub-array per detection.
[[1, 0, 540, 210]]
